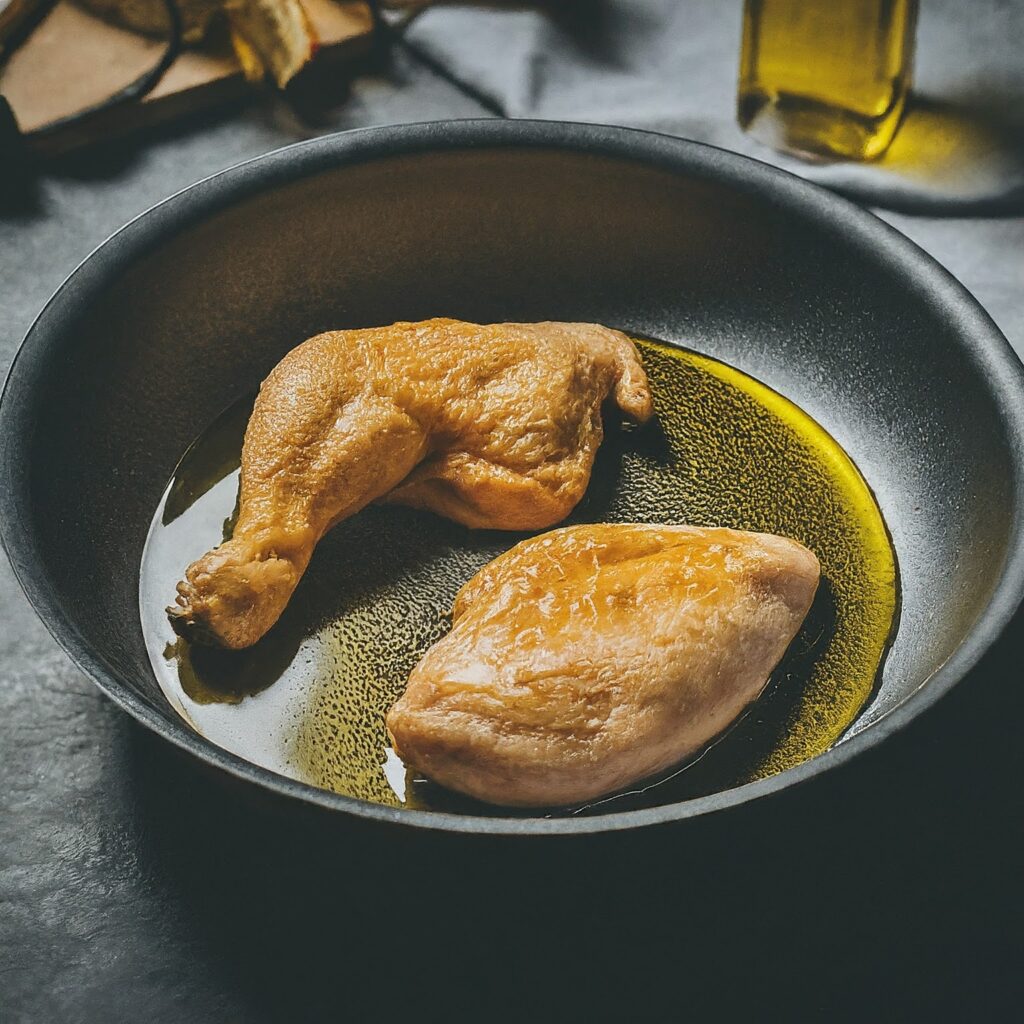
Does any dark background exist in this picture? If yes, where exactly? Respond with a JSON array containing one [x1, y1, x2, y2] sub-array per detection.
[[2, 3, 1022, 1019]]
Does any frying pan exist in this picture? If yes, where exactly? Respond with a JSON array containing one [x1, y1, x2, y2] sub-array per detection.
[[2, 119, 1023, 835]]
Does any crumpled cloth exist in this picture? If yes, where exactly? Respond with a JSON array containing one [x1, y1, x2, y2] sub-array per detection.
[[403, 0, 1024, 215]]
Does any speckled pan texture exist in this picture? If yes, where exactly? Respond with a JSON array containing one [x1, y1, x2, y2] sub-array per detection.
[[2, 120, 1023, 834]]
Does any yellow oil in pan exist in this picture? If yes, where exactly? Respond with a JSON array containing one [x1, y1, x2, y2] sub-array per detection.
[[139, 338, 898, 816]]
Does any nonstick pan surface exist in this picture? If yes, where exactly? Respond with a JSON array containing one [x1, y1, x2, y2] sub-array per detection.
[[2, 120, 1023, 834]]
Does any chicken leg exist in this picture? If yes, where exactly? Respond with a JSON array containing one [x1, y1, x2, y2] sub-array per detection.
[[168, 319, 652, 649]]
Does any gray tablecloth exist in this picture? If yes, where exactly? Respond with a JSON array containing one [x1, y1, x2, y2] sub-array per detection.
[[1, 4, 1022, 1021], [405, 0, 1024, 213]]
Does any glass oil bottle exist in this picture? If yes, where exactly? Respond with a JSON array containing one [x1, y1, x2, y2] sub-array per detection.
[[738, 0, 919, 161]]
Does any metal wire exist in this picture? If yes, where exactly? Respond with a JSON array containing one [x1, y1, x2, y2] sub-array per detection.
[[4, 0, 183, 141], [367, 0, 508, 118]]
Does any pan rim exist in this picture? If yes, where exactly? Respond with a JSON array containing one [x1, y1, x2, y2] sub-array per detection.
[[3, 118, 1023, 836]]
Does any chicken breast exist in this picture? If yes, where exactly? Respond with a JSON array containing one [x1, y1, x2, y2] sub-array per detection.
[[169, 319, 652, 649], [387, 523, 820, 807]]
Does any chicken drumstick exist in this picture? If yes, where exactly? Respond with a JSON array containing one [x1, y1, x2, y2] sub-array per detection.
[[168, 319, 652, 649]]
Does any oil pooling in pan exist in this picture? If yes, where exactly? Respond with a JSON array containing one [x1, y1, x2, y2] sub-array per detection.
[[138, 338, 898, 816]]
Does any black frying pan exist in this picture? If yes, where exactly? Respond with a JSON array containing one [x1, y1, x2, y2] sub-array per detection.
[[2, 119, 1023, 835]]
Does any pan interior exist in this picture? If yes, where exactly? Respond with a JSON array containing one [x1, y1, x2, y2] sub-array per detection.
[[140, 338, 897, 816], [8, 130, 1020, 827]]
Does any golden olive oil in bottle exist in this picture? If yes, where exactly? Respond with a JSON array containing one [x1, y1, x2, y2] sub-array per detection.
[[738, 0, 918, 160]]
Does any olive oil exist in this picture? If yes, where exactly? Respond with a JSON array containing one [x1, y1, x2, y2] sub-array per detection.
[[139, 340, 898, 816], [738, 0, 918, 160]]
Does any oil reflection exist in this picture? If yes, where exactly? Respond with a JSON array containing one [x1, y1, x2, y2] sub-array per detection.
[[850, 94, 1024, 214]]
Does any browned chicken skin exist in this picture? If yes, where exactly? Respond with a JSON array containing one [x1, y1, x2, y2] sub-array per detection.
[[169, 319, 652, 649], [387, 524, 820, 807]]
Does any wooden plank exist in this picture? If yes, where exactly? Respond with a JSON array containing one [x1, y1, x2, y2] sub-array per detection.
[[0, 0, 373, 151]]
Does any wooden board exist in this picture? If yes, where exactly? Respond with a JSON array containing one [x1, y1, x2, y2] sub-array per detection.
[[1, 0, 374, 153]]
